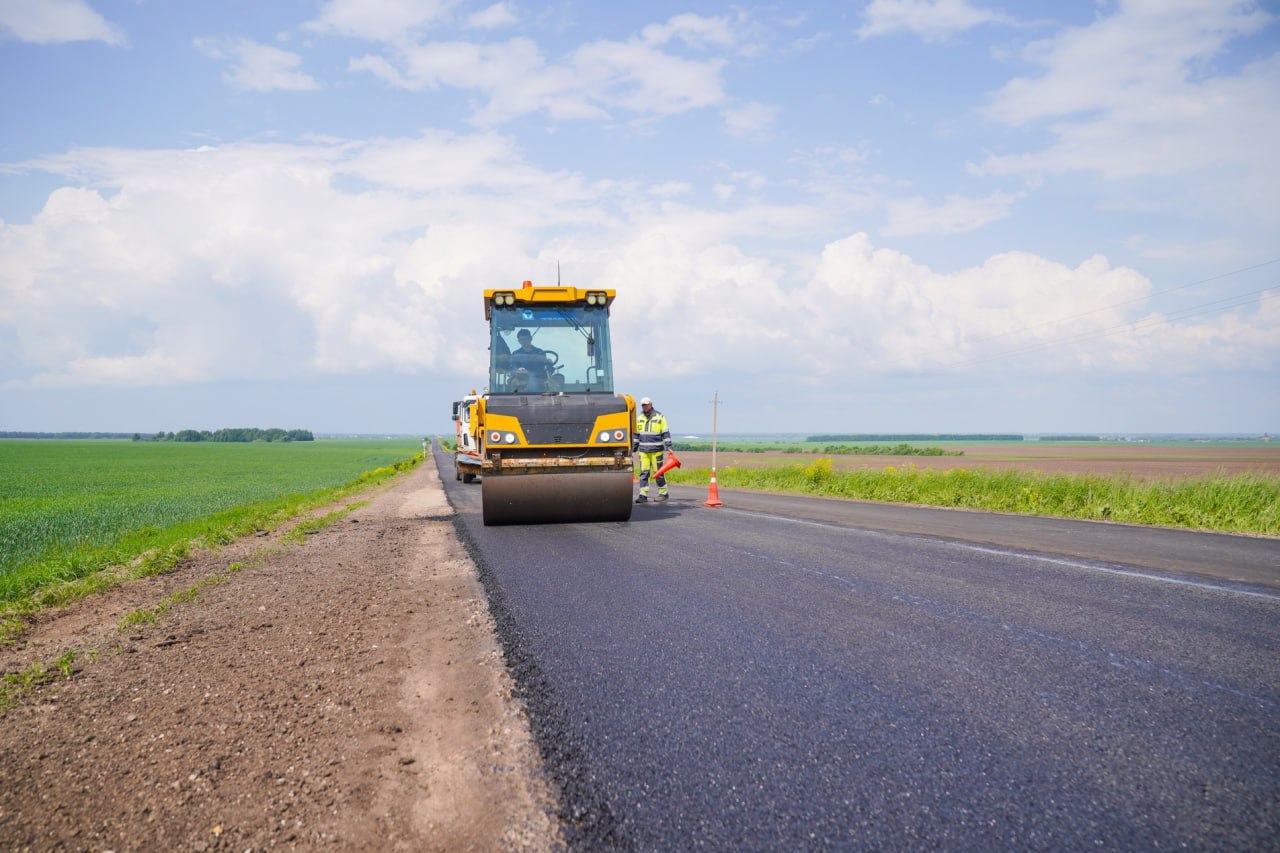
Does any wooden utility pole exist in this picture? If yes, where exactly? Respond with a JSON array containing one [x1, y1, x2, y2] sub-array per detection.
[[705, 390, 724, 507]]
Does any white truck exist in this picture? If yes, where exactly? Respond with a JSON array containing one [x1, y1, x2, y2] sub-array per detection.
[[450, 392, 483, 483]]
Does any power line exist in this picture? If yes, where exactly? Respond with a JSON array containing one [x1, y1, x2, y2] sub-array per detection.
[[959, 283, 1278, 367], [968, 256, 1280, 346]]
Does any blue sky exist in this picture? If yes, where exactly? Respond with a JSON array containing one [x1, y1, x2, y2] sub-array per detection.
[[2, 0, 1277, 436]]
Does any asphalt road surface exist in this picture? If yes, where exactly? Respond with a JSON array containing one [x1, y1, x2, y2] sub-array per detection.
[[436, 451, 1280, 850]]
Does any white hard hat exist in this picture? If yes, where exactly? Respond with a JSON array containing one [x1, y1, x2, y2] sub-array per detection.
[[640, 397, 652, 405]]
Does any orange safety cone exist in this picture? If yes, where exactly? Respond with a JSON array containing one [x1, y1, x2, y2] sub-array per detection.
[[704, 468, 724, 507], [653, 450, 682, 479]]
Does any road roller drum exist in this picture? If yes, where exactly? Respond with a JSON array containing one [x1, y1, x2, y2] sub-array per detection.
[[481, 470, 633, 525]]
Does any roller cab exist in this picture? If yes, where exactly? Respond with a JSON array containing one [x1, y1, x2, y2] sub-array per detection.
[[474, 282, 635, 525]]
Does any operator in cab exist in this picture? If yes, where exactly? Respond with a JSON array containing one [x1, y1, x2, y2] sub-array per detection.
[[510, 328, 551, 391]]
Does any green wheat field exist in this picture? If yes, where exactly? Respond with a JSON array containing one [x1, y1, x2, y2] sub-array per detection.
[[0, 439, 422, 607]]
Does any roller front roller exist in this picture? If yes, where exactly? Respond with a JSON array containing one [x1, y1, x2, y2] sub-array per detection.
[[481, 470, 633, 525]]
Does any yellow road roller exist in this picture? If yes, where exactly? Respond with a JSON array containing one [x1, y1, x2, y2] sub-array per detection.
[[467, 281, 636, 525]]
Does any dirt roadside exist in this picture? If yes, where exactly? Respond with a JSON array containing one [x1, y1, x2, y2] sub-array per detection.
[[0, 456, 563, 851]]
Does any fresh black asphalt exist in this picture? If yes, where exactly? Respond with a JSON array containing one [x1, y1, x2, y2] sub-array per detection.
[[436, 450, 1280, 850]]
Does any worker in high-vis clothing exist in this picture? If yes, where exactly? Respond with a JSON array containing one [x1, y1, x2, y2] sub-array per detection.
[[633, 396, 673, 503]]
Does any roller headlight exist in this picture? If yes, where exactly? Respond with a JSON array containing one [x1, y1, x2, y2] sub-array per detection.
[[504, 432, 517, 444], [598, 430, 612, 442]]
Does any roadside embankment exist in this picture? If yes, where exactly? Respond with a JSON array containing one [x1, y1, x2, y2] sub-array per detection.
[[0, 457, 561, 851]]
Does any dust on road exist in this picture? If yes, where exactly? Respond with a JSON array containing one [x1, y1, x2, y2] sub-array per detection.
[[0, 457, 561, 851]]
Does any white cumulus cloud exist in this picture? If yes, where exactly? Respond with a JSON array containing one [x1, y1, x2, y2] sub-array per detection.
[[977, 2, 1280, 227], [883, 190, 1023, 236], [467, 2, 517, 29], [195, 37, 320, 92], [723, 101, 778, 138], [347, 13, 736, 125], [0, 0, 125, 46], [858, 0, 1009, 42], [304, 0, 460, 42], [2, 136, 1276, 398]]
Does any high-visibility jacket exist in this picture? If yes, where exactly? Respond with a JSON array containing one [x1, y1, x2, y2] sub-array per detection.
[[634, 409, 672, 454]]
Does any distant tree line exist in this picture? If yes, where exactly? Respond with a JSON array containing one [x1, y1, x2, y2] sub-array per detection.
[[672, 441, 960, 456], [144, 428, 314, 443], [3, 429, 314, 442], [1, 431, 137, 439], [808, 443, 962, 457], [1036, 435, 1101, 442], [808, 434, 1023, 442]]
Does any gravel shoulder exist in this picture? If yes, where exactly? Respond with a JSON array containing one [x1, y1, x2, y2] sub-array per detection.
[[0, 456, 562, 851]]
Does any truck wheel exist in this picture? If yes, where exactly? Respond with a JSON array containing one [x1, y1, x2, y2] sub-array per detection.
[[462, 472, 476, 484]]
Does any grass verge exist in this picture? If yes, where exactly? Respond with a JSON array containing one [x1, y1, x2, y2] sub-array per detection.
[[118, 499, 364, 633], [3, 496, 375, 714], [666, 461, 1280, 535]]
